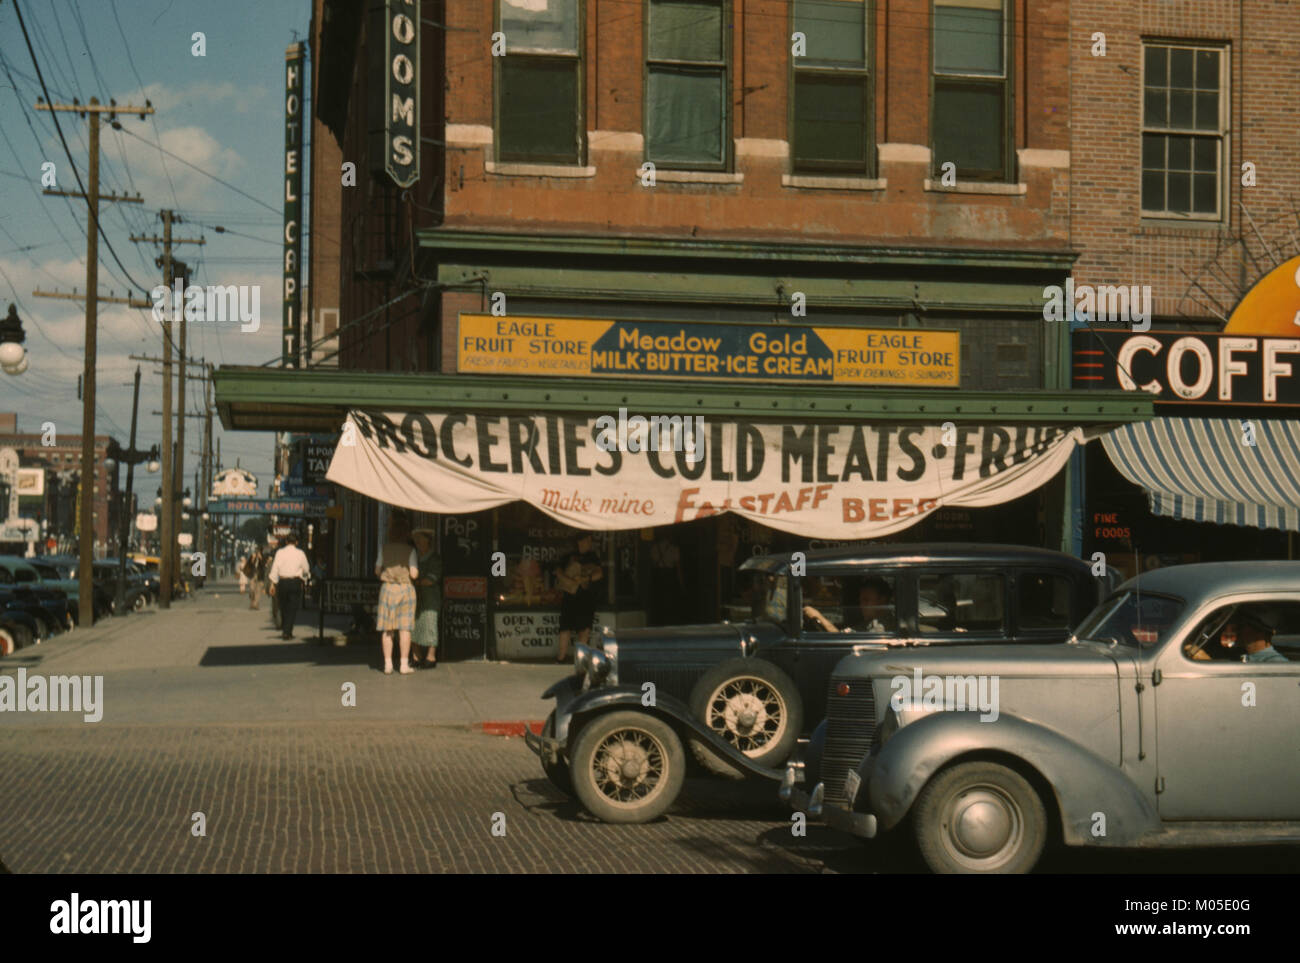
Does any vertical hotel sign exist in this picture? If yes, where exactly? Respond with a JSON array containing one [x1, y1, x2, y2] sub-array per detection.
[[384, 0, 419, 187], [283, 41, 305, 368]]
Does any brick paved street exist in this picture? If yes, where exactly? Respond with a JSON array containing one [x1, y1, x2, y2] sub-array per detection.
[[1, 583, 1294, 874]]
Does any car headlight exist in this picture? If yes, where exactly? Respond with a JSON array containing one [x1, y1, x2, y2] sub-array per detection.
[[601, 639, 618, 685], [574, 644, 591, 676], [588, 648, 609, 684]]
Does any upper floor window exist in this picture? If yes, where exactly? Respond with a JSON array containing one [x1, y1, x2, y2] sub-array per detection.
[[931, 0, 1011, 182], [791, 0, 873, 174], [1141, 43, 1227, 219], [496, 0, 583, 165], [645, 0, 729, 170]]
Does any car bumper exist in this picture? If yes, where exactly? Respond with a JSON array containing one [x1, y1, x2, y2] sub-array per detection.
[[780, 760, 877, 839]]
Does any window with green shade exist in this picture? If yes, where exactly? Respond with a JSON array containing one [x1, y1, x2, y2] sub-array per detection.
[[1141, 43, 1225, 219], [496, 0, 583, 165], [646, 0, 728, 169], [931, 0, 1010, 182], [791, 0, 872, 174]]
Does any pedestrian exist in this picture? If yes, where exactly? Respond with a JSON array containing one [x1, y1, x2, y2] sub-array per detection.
[[245, 548, 268, 610], [238, 554, 248, 594], [410, 528, 442, 667], [268, 533, 311, 640], [375, 513, 419, 675], [555, 533, 603, 662]]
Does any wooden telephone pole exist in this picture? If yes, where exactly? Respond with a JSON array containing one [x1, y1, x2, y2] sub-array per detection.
[[34, 96, 152, 627], [130, 214, 204, 606]]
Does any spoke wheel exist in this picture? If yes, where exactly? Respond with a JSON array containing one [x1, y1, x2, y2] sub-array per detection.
[[0, 629, 14, 656], [571, 711, 685, 824], [705, 677, 788, 755]]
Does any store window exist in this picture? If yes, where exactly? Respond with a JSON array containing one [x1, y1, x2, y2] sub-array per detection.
[[931, 0, 1011, 182], [800, 573, 898, 635], [1141, 43, 1226, 219], [496, 0, 583, 164], [919, 572, 1005, 634], [645, 0, 729, 169], [791, 0, 872, 174]]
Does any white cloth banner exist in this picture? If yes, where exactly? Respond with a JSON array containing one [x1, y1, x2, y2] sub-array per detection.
[[327, 409, 1089, 539]]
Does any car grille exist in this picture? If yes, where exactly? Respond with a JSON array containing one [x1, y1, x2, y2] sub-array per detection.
[[822, 676, 876, 808]]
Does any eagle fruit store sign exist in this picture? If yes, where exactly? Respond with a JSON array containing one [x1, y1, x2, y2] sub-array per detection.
[[326, 410, 1089, 540], [370, 0, 419, 188]]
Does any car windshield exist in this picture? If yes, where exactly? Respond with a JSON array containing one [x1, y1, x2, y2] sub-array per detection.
[[1075, 591, 1185, 648]]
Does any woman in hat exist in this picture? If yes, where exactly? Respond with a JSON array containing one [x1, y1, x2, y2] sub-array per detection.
[[374, 512, 420, 674], [410, 528, 442, 667]]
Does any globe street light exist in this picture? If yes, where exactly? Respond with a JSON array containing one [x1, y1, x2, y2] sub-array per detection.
[[0, 304, 28, 375]]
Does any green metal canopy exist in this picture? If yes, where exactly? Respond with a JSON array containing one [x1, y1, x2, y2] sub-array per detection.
[[214, 366, 1154, 433]]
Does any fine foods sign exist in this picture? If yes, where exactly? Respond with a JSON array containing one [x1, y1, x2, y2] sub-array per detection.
[[327, 410, 1086, 539], [457, 314, 960, 388]]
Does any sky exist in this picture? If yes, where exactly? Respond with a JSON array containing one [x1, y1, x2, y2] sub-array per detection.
[[0, 0, 313, 496]]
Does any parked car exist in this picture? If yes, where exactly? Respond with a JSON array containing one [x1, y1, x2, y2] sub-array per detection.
[[29, 559, 114, 623], [784, 560, 1300, 873], [0, 556, 73, 637], [91, 561, 151, 613], [0, 600, 38, 655], [525, 543, 1103, 824]]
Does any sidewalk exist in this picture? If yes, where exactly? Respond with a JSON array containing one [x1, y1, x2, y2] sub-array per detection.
[[0, 579, 570, 728]]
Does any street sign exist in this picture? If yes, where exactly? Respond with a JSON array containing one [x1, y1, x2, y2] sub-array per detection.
[[207, 498, 330, 517]]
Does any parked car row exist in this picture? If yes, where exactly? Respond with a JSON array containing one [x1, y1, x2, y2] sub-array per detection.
[[525, 544, 1300, 873]]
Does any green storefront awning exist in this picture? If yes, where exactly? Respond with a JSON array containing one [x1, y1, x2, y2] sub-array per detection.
[[214, 366, 1154, 433]]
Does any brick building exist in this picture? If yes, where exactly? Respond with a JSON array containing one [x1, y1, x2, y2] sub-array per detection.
[[0, 416, 119, 555], [216, 0, 1157, 658]]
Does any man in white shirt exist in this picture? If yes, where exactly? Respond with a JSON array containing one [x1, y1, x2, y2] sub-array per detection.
[[268, 532, 311, 639]]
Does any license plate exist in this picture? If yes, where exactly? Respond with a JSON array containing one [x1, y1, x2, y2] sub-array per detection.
[[844, 769, 862, 805]]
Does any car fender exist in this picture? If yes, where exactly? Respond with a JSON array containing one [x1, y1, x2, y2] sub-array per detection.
[[554, 683, 783, 781], [863, 711, 1162, 846]]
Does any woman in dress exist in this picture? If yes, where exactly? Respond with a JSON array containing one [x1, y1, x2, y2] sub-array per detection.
[[374, 513, 420, 675], [410, 528, 442, 667]]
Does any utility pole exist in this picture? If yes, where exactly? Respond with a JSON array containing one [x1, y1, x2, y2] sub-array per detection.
[[107, 367, 157, 614], [34, 95, 153, 627], [130, 215, 203, 606]]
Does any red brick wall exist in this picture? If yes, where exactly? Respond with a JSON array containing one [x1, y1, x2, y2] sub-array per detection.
[[443, 0, 1071, 249], [1069, 0, 1300, 323]]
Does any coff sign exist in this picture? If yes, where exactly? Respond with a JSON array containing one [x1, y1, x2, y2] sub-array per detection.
[[383, 0, 419, 188], [1074, 330, 1300, 407]]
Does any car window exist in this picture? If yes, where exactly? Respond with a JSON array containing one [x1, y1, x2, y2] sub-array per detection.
[[1017, 572, 1073, 630], [800, 574, 897, 636], [1182, 601, 1300, 664], [1076, 591, 1184, 648], [14, 568, 36, 582], [918, 573, 1005, 635], [0, 568, 12, 585]]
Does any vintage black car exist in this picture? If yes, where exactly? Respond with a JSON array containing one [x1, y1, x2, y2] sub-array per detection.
[[525, 543, 1104, 823]]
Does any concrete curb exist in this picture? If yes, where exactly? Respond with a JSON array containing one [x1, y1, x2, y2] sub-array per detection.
[[477, 721, 545, 737]]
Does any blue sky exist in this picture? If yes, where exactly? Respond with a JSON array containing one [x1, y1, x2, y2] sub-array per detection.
[[0, 0, 313, 494]]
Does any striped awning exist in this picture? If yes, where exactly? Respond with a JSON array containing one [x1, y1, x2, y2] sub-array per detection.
[[1102, 417, 1300, 532]]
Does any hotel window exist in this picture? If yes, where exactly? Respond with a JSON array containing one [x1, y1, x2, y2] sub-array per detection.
[[645, 0, 729, 170], [496, 0, 583, 165], [931, 0, 1011, 182], [791, 0, 872, 174], [1141, 44, 1226, 219]]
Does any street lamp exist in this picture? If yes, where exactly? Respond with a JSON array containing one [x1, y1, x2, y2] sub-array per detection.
[[0, 304, 28, 375]]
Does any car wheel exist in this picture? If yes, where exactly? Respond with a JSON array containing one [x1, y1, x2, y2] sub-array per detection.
[[912, 761, 1047, 874], [540, 710, 573, 798], [132, 593, 147, 612], [687, 658, 803, 777], [0, 628, 15, 656], [570, 710, 685, 824], [33, 617, 50, 641]]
